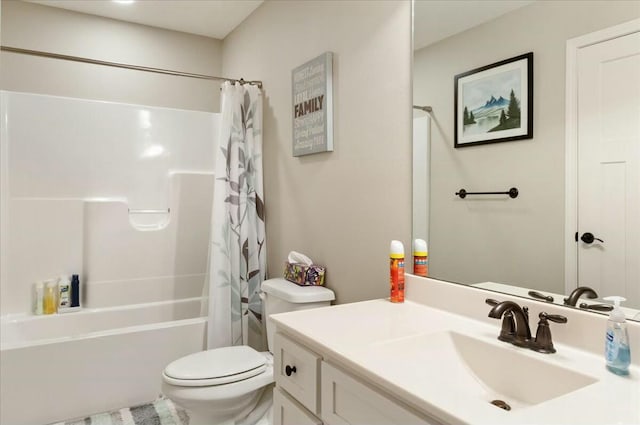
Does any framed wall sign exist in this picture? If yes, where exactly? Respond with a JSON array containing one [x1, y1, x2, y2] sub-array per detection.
[[292, 52, 334, 156], [454, 52, 533, 148]]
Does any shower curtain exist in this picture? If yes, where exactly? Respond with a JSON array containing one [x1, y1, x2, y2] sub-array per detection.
[[207, 82, 266, 350]]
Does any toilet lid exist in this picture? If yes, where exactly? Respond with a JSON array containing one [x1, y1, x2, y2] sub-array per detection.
[[164, 346, 267, 387]]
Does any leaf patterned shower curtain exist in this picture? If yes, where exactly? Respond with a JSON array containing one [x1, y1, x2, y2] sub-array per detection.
[[207, 82, 266, 350]]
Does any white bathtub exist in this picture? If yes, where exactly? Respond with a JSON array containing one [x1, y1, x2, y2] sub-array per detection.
[[0, 298, 207, 425]]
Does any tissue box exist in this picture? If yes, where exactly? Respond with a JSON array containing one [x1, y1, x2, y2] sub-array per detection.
[[284, 262, 326, 286]]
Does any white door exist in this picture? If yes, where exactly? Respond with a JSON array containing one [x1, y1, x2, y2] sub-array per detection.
[[577, 31, 640, 307]]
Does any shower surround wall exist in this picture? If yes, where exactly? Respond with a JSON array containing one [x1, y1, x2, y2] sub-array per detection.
[[0, 0, 225, 317], [0, 91, 218, 315]]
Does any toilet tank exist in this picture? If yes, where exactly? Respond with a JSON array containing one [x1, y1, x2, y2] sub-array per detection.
[[261, 278, 335, 353]]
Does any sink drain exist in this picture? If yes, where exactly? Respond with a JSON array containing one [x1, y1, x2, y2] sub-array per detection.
[[490, 400, 511, 411]]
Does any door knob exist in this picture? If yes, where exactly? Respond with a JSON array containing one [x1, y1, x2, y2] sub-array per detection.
[[580, 232, 604, 244]]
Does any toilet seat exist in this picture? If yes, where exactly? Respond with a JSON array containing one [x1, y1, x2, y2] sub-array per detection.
[[163, 345, 267, 387]]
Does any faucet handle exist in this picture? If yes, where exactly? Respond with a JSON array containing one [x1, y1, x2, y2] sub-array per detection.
[[485, 298, 499, 306], [579, 303, 613, 312], [543, 313, 567, 323], [528, 290, 554, 302], [532, 312, 567, 354]]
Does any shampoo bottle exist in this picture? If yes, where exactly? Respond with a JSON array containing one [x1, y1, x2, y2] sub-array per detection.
[[413, 239, 428, 277], [34, 281, 44, 315], [58, 275, 71, 310], [43, 280, 58, 314], [390, 240, 405, 303], [71, 274, 81, 308], [604, 296, 630, 376]]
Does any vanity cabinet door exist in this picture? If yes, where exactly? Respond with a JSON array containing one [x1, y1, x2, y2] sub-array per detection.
[[274, 332, 322, 414], [321, 362, 439, 425], [274, 387, 323, 425]]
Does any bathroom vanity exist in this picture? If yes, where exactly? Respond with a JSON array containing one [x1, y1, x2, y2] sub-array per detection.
[[273, 330, 432, 425], [272, 322, 440, 425], [270, 275, 640, 425]]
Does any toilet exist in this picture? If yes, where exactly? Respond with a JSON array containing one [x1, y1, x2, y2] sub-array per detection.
[[161, 278, 335, 425]]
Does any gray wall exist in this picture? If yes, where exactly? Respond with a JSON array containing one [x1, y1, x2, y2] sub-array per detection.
[[222, 0, 413, 304], [414, 1, 640, 292], [0, 0, 223, 111]]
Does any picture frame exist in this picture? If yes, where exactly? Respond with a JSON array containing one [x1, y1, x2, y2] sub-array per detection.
[[292, 52, 334, 156], [454, 52, 533, 148]]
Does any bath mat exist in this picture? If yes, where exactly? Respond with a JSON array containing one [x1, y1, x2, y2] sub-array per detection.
[[52, 396, 189, 425]]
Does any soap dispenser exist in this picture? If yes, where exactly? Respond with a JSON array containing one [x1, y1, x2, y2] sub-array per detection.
[[604, 296, 630, 375]]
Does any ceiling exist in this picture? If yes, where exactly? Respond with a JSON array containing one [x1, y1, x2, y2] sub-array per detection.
[[414, 0, 534, 50], [26, 0, 533, 46], [26, 0, 264, 40]]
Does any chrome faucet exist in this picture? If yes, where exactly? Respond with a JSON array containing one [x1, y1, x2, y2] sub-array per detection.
[[564, 286, 597, 306], [487, 300, 531, 347]]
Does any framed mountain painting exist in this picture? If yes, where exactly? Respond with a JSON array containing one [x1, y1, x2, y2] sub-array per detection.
[[454, 52, 533, 148]]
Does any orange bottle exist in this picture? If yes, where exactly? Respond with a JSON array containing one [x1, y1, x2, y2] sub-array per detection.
[[390, 240, 405, 303], [413, 239, 428, 277]]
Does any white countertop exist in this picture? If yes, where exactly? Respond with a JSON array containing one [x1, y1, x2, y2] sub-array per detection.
[[271, 295, 640, 425]]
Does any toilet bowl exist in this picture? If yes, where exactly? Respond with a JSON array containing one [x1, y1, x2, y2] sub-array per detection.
[[162, 347, 274, 425], [161, 278, 335, 425]]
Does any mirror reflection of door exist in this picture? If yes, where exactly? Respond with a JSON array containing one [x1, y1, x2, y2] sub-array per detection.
[[576, 29, 640, 307]]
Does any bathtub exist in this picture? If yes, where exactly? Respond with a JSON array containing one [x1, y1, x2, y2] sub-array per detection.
[[0, 298, 207, 425]]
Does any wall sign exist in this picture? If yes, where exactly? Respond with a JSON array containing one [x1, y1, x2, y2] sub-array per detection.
[[292, 52, 333, 156]]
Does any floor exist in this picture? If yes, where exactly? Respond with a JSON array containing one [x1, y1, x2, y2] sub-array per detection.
[[51, 397, 189, 425]]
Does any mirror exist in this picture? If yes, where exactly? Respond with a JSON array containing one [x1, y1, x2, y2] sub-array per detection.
[[412, 0, 640, 320]]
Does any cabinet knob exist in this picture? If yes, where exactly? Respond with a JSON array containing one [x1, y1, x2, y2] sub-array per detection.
[[285, 365, 297, 376]]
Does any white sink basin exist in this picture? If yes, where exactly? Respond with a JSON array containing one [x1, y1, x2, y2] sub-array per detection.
[[372, 331, 598, 410]]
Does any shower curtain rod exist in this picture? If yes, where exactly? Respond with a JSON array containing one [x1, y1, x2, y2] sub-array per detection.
[[413, 105, 432, 113], [1, 45, 263, 89]]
